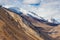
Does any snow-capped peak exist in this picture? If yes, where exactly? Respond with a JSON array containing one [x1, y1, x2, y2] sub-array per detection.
[[3, 5, 15, 8], [2, 5, 60, 24], [19, 8, 28, 15]]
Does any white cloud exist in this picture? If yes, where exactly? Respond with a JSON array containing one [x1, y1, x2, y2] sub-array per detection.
[[0, 0, 60, 22], [22, 0, 41, 5]]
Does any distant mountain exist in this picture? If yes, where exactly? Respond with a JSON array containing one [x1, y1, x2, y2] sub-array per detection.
[[6, 7, 22, 15], [5, 6, 59, 26], [2, 5, 60, 25]]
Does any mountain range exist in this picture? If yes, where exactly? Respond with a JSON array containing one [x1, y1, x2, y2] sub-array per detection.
[[0, 6, 60, 40], [5, 6, 60, 26]]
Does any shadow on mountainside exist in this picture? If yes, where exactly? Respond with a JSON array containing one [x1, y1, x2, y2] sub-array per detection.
[[0, 7, 57, 40], [21, 15, 54, 40]]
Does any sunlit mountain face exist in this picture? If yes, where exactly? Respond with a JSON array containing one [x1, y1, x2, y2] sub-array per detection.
[[0, 0, 60, 23], [0, 0, 60, 40]]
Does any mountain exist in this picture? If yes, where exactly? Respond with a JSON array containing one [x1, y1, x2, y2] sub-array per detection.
[[0, 7, 43, 40], [3, 5, 60, 25], [7, 6, 59, 26], [0, 7, 60, 40]]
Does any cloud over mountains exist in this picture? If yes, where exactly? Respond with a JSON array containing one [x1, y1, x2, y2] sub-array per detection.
[[0, 0, 60, 22]]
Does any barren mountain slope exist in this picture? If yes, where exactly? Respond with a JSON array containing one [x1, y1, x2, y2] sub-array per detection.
[[0, 7, 43, 40], [0, 7, 60, 40]]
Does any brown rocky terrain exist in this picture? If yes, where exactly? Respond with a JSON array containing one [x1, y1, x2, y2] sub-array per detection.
[[0, 7, 60, 40]]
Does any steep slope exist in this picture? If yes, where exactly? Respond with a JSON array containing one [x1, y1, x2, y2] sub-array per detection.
[[0, 7, 60, 40], [0, 7, 43, 40]]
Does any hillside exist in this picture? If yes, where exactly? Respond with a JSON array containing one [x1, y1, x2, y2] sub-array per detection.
[[0, 7, 60, 40]]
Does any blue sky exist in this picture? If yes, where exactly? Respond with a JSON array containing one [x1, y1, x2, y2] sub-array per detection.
[[0, 0, 60, 22]]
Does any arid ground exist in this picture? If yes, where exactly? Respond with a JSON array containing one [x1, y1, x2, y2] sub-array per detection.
[[0, 7, 60, 40]]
